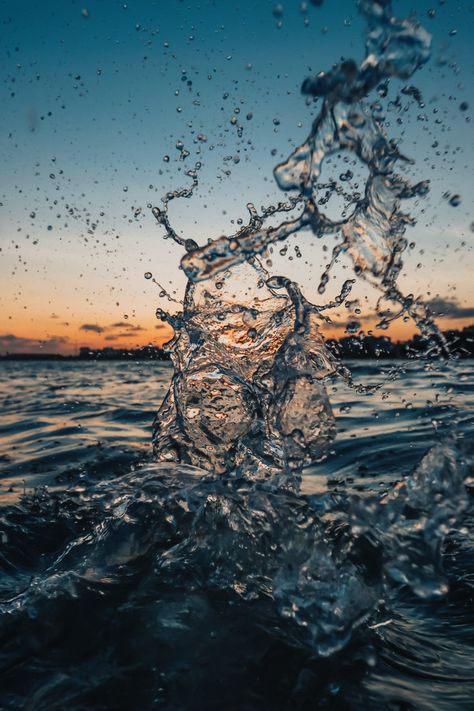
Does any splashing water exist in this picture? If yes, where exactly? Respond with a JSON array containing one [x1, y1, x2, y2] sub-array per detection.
[[152, 0, 448, 477], [1, 2, 472, 707], [153, 266, 339, 478], [142, 0, 471, 659]]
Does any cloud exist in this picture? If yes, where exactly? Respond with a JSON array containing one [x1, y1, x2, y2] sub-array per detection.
[[104, 333, 140, 341], [323, 319, 346, 330], [427, 297, 474, 319], [80, 323, 105, 333], [325, 297, 474, 331], [0, 334, 70, 354], [109, 322, 145, 331]]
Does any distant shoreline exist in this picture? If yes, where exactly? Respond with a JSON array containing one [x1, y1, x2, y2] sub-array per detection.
[[0, 353, 172, 362], [1, 325, 473, 361], [1, 355, 473, 361]]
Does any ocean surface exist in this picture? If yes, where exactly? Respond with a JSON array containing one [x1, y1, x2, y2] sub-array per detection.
[[0, 359, 473, 710]]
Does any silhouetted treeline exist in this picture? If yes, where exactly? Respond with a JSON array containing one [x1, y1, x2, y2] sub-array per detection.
[[326, 325, 474, 359], [77, 346, 171, 360], [0, 345, 171, 361], [1, 325, 473, 361]]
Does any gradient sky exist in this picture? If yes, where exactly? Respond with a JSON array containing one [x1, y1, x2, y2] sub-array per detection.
[[1, 0, 473, 354]]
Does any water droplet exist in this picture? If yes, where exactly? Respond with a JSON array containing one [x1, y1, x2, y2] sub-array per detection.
[[273, 4, 284, 18], [339, 170, 353, 182]]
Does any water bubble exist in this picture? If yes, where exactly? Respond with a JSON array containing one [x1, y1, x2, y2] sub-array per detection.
[[144, 272, 153, 280], [339, 170, 353, 182]]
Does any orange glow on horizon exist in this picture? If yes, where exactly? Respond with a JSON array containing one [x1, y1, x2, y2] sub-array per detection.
[[1, 311, 472, 356]]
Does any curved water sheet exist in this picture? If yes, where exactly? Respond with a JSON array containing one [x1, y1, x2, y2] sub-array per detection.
[[153, 265, 339, 479]]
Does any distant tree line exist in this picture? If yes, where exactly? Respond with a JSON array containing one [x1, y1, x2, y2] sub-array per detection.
[[326, 325, 474, 359], [1, 325, 473, 360]]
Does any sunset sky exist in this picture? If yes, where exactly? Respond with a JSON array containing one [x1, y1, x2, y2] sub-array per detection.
[[1, 0, 473, 355]]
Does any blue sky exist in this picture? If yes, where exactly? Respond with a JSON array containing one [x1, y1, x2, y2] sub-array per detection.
[[0, 0, 473, 352]]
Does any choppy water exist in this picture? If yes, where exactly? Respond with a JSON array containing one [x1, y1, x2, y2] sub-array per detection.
[[0, 359, 473, 710]]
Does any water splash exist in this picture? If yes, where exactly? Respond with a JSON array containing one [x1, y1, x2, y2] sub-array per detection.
[[151, 0, 450, 478], [0, 441, 469, 662], [167, 0, 444, 351], [153, 266, 341, 478], [145, 0, 470, 655], [0, 6, 471, 705]]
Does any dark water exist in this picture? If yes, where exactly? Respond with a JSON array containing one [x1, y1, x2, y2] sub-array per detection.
[[0, 359, 473, 710]]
